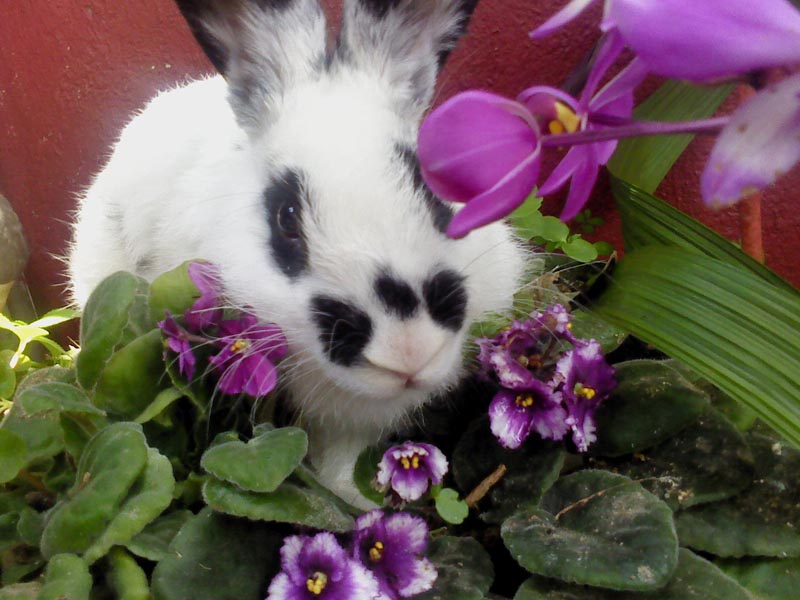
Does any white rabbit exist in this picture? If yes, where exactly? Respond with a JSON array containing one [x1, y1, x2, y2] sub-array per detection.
[[69, 0, 525, 505]]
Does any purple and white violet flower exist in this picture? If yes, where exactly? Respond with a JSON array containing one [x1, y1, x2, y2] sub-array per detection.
[[184, 260, 224, 330], [489, 380, 568, 450], [353, 510, 437, 599], [267, 532, 382, 600], [376, 442, 449, 503], [157, 311, 197, 380]]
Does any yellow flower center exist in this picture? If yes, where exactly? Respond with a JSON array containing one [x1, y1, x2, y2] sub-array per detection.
[[515, 394, 535, 408], [230, 338, 250, 354], [400, 454, 421, 470], [306, 572, 328, 595], [369, 541, 385, 562], [548, 102, 581, 135], [574, 383, 596, 400]]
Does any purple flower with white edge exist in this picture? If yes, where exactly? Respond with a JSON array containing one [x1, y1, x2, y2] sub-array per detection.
[[532, 0, 800, 84], [267, 532, 382, 600], [157, 311, 196, 380], [353, 510, 437, 599], [702, 75, 800, 208], [555, 339, 616, 452], [209, 314, 287, 397], [530, 303, 576, 341], [184, 261, 224, 331], [376, 442, 448, 503], [418, 90, 542, 238], [489, 378, 568, 449]]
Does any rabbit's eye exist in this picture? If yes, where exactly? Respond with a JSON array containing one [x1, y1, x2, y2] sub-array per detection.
[[277, 202, 301, 239]]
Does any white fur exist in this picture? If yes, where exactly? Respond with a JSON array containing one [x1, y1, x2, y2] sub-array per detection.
[[69, 0, 525, 506]]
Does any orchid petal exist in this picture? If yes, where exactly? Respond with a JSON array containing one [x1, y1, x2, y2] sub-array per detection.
[[608, 0, 800, 82], [579, 30, 625, 108], [539, 145, 586, 195], [702, 75, 800, 207], [530, 0, 599, 39], [560, 152, 601, 220]]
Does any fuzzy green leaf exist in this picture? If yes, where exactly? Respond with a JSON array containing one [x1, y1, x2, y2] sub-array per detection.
[[717, 557, 800, 600], [0, 430, 25, 484], [39, 554, 92, 600], [16, 382, 104, 417], [148, 260, 203, 324], [434, 488, 469, 525], [353, 445, 385, 505], [416, 536, 494, 600], [107, 547, 152, 600], [127, 510, 193, 562]]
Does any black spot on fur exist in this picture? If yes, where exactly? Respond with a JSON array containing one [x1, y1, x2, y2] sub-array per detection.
[[374, 271, 419, 318], [265, 169, 308, 279], [423, 269, 467, 330], [396, 144, 453, 234], [311, 295, 373, 366]]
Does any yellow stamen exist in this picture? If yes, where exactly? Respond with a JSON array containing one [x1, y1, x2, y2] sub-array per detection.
[[306, 572, 328, 595], [400, 454, 421, 470], [515, 394, 534, 408], [548, 120, 565, 135], [554, 101, 580, 133], [369, 541, 385, 562], [574, 383, 597, 400], [230, 338, 250, 353]]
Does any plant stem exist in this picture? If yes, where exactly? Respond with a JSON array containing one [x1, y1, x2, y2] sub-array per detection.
[[736, 85, 765, 262], [465, 464, 507, 509]]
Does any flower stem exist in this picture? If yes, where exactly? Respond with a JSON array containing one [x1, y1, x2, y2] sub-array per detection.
[[737, 85, 765, 262], [465, 464, 507, 509], [543, 116, 730, 147]]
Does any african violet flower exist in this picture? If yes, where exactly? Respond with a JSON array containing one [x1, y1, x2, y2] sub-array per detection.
[[184, 261, 224, 331], [489, 378, 568, 449], [209, 314, 288, 397], [555, 339, 617, 451], [157, 311, 196, 380], [532, 0, 800, 83], [418, 91, 542, 238], [702, 74, 800, 208], [267, 532, 381, 600], [353, 510, 437, 599], [376, 442, 448, 503]]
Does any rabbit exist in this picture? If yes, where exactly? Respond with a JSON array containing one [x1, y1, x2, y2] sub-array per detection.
[[68, 0, 526, 506]]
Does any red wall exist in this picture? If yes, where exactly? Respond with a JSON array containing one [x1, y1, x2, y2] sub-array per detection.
[[2, 0, 798, 314]]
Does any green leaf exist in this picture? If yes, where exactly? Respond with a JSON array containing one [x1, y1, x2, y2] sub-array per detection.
[[39, 554, 92, 600], [148, 260, 203, 324], [0, 357, 15, 398], [83, 447, 175, 564], [93, 329, 169, 418], [598, 410, 754, 510], [452, 416, 565, 524], [127, 510, 193, 562], [16, 507, 45, 546], [675, 434, 800, 557], [515, 548, 753, 600], [76, 271, 152, 390], [434, 488, 469, 525], [591, 246, 800, 447], [1, 400, 64, 467], [151, 508, 281, 600], [203, 477, 353, 532], [610, 178, 794, 292], [60, 413, 105, 462], [14, 366, 76, 397], [107, 547, 152, 600], [416, 536, 494, 600], [561, 237, 598, 263], [568, 310, 627, 355], [607, 81, 733, 192], [0, 582, 41, 600], [0, 430, 25, 483], [591, 360, 710, 457], [717, 556, 800, 600], [40, 422, 149, 558], [353, 445, 386, 505], [135, 387, 184, 424], [509, 194, 544, 238], [200, 427, 308, 493], [16, 382, 104, 417], [502, 470, 678, 591]]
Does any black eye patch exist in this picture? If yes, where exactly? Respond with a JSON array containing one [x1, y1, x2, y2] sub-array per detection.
[[395, 143, 453, 234], [423, 269, 467, 331], [311, 295, 373, 367], [374, 271, 419, 319], [265, 169, 309, 279]]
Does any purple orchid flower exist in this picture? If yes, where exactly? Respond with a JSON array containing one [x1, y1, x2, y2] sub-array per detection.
[[520, 32, 647, 220], [208, 314, 287, 397], [702, 75, 800, 208], [184, 261, 224, 331], [554, 339, 616, 452], [532, 0, 800, 84], [353, 510, 437, 599], [417, 91, 542, 238], [267, 532, 382, 600], [376, 442, 448, 503], [488, 378, 569, 449], [157, 311, 197, 380]]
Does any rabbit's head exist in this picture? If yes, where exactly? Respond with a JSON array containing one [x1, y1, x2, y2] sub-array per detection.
[[175, 0, 525, 429]]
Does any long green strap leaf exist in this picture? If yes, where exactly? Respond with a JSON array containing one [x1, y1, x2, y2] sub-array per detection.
[[610, 177, 796, 294], [593, 246, 800, 447]]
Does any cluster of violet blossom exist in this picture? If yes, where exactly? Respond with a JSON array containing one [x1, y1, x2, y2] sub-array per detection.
[[418, 0, 800, 238], [267, 510, 436, 600], [376, 441, 449, 504], [478, 304, 616, 451], [157, 261, 287, 397]]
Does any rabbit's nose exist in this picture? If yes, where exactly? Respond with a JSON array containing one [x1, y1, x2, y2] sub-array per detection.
[[364, 325, 449, 385]]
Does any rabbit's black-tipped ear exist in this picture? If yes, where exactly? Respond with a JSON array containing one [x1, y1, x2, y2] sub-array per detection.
[[336, 0, 479, 123], [175, 0, 327, 133]]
